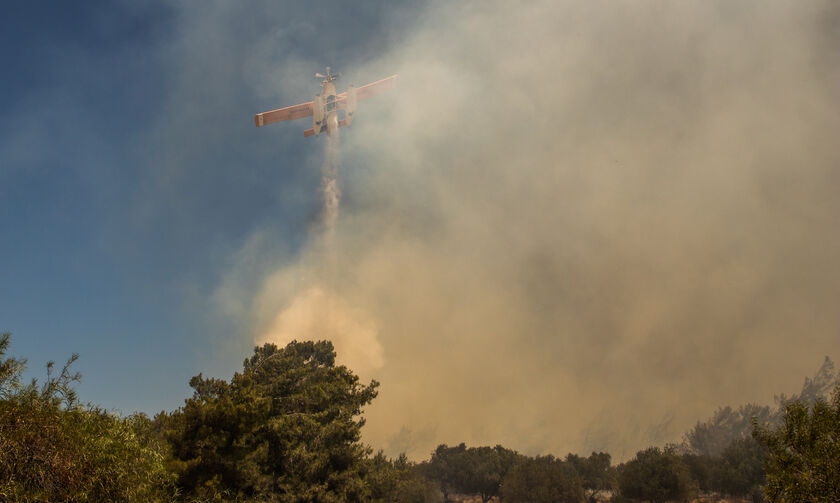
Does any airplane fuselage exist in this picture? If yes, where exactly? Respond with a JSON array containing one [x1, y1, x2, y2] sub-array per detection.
[[321, 80, 340, 138]]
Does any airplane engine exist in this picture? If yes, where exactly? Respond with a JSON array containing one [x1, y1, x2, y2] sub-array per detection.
[[312, 94, 324, 135], [344, 85, 357, 125]]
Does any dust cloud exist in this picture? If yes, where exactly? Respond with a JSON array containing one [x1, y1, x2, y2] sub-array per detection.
[[220, 0, 840, 460]]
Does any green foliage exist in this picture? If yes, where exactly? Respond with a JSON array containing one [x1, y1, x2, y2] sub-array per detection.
[[159, 340, 379, 502], [565, 451, 614, 502], [459, 445, 519, 503], [617, 446, 697, 503], [686, 357, 839, 460], [426, 443, 466, 500], [0, 332, 173, 502], [366, 453, 441, 503], [426, 443, 518, 502], [681, 437, 767, 500], [0, 332, 26, 399], [754, 384, 840, 503], [4, 327, 836, 503], [713, 436, 767, 498], [680, 453, 714, 492], [678, 356, 838, 501], [500, 455, 585, 503]]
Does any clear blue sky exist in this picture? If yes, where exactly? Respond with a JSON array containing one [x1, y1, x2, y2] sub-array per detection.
[[1, 1, 420, 414]]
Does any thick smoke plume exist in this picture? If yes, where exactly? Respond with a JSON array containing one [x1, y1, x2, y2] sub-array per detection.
[[256, 121, 386, 380], [217, 0, 840, 460]]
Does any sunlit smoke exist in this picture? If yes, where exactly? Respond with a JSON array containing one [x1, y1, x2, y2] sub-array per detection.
[[210, 0, 840, 461], [256, 285, 384, 378], [256, 116, 385, 380]]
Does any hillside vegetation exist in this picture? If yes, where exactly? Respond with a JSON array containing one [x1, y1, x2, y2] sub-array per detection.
[[1, 332, 837, 503]]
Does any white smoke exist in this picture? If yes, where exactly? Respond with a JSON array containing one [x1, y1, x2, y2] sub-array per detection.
[[256, 117, 385, 380], [320, 136, 341, 240]]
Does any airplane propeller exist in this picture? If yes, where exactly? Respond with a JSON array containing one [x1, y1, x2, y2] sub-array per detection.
[[316, 67, 340, 81]]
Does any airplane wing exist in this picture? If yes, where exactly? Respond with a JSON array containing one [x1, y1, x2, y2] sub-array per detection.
[[355, 75, 398, 101], [255, 101, 313, 127], [335, 75, 399, 108]]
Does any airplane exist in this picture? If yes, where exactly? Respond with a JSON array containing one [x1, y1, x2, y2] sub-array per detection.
[[254, 67, 398, 138]]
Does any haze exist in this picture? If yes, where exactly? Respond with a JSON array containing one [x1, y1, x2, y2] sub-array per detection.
[[3, 0, 837, 463], [215, 0, 840, 460]]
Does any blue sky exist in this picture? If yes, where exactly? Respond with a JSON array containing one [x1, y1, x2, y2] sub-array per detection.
[[1, 1, 421, 413]]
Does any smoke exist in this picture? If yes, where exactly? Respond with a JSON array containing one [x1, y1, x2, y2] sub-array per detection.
[[215, 0, 840, 460], [320, 136, 341, 242], [255, 97, 385, 380], [255, 285, 383, 378]]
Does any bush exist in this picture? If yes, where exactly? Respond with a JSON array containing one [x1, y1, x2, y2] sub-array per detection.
[[0, 333, 173, 502], [754, 384, 840, 502], [366, 452, 442, 503], [617, 447, 697, 503], [712, 436, 767, 497], [501, 455, 585, 503]]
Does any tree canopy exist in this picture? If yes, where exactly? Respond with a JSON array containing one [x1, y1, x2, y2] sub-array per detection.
[[159, 340, 379, 502], [366, 452, 441, 503], [617, 446, 696, 503], [3, 329, 838, 503], [501, 455, 585, 503], [565, 452, 614, 502], [426, 443, 519, 503], [754, 384, 840, 502]]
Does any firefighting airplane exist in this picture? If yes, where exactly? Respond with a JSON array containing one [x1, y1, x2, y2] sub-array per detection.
[[254, 67, 398, 138]]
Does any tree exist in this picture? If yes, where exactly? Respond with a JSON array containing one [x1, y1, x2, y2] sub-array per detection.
[[0, 332, 173, 502], [712, 436, 767, 499], [427, 443, 467, 501], [565, 451, 614, 502], [685, 403, 775, 457], [461, 445, 519, 503], [680, 452, 715, 493], [501, 455, 585, 503], [686, 357, 839, 460], [366, 452, 442, 503], [775, 356, 839, 407], [753, 384, 840, 502], [159, 340, 379, 502], [617, 446, 697, 503], [426, 443, 518, 503]]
